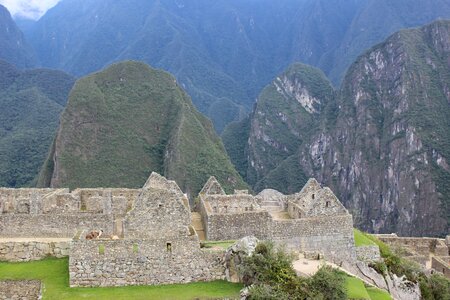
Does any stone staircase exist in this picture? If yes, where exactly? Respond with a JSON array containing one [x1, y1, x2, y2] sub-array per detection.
[[191, 212, 205, 241]]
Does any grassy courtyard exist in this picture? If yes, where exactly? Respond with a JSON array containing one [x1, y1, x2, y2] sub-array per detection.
[[0, 258, 242, 300]]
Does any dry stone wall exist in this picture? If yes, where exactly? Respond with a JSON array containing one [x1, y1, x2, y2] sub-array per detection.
[[0, 240, 70, 262], [69, 237, 224, 287], [270, 215, 356, 262], [206, 211, 272, 241], [0, 214, 114, 238], [199, 177, 357, 263]]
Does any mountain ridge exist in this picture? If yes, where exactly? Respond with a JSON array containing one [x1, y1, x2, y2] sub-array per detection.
[[37, 61, 247, 198], [224, 20, 450, 236]]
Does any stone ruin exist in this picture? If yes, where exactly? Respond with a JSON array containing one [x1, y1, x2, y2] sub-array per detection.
[[1, 173, 359, 288], [198, 177, 356, 263]]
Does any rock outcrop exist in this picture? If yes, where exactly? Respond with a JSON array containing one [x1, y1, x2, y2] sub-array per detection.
[[224, 236, 259, 283], [224, 21, 450, 236]]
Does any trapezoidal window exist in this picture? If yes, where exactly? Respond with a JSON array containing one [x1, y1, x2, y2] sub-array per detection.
[[312, 194, 315, 200], [326, 201, 330, 207], [166, 242, 172, 252]]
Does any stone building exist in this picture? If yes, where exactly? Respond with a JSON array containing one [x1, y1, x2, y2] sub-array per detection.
[[0, 173, 224, 287], [69, 173, 224, 287], [0, 173, 357, 287], [198, 177, 356, 262]]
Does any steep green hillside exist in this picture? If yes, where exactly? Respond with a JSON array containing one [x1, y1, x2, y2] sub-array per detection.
[[37, 61, 246, 197], [0, 60, 75, 187], [225, 21, 450, 236], [0, 5, 36, 68], [23, 0, 450, 131]]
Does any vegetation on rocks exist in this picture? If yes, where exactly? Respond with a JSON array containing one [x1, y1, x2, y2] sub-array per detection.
[[224, 20, 450, 237], [365, 234, 450, 299], [37, 61, 246, 197]]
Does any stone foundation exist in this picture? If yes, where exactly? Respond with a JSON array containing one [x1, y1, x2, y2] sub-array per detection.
[[0, 280, 42, 300]]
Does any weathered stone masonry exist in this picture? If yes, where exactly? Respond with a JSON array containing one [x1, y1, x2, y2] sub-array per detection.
[[198, 177, 356, 263], [68, 173, 225, 287], [1, 173, 362, 288]]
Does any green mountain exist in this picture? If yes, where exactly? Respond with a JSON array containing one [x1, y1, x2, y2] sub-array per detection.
[[0, 60, 75, 187], [22, 0, 450, 131], [0, 5, 36, 68], [37, 61, 247, 197], [224, 21, 450, 237]]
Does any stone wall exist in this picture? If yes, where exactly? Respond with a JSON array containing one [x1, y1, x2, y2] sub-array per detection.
[[124, 188, 191, 240], [0, 188, 138, 216], [377, 236, 449, 256], [0, 240, 70, 262], [69, 236, 225, 287], [205, 211, 272, 241], [0, 214, 114, 238], [269, 215, 356, 262], [202, 194, 261, 214], [356, 246, 381, 263], [0, 280, 42, 300], [431, 256, 450, 279]]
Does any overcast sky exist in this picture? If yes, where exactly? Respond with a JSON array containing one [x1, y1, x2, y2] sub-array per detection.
[[0, 0, 61, 20]]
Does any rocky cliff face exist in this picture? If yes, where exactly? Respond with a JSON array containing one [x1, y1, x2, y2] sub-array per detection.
[[224, 21, 450, 236], [37, 61, 246, 198], [245, 64, 334, 193]]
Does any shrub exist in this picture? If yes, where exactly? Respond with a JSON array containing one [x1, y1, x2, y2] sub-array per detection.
[[419, 273, 450, 300], [305, 266, 346, 300], [241, 241, 346, 300]]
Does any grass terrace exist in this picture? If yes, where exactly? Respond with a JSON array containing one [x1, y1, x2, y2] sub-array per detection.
[[354, 229, 377, 247], [0, 258, 242, 300]]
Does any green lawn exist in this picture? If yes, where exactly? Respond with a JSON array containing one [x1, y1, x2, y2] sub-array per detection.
[[0, 258, 242, 300], [366, 286, 392, 300], [346, 276, 370, 299], [354, 229, 377, 247], [345, 275, 392, 300]]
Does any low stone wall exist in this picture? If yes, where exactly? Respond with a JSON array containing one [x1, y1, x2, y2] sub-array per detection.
[[432, 256, 450, 279], [0, 280, 42, 300], [0, 239, 70, 262], [356, 246, 381, 262], [377, 236, 449, 256], [69, 236, 225, 287]]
